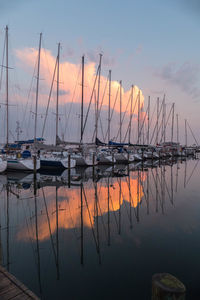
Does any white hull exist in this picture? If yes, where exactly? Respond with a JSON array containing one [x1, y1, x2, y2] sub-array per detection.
[[40, 155, 76, 169], [0, 160, 7, 173], [97, 153, 115, 165], [7, 158, 40, 171]]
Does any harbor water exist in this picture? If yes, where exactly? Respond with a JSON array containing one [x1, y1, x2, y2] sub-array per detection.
[[0, 157, 199, 299]]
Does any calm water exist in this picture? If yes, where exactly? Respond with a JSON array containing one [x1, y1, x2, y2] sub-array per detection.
[[0, 158, 200, 299]]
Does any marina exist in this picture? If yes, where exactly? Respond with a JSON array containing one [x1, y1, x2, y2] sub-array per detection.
[[0, 2, 200, 298]]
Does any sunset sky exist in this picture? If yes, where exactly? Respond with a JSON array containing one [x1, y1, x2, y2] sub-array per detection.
[[0, 0, 199, 144]]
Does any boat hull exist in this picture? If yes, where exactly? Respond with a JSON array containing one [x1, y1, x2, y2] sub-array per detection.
[[0, 160, 7, 173], [40, 158, 76, 170], [7, 158, 40, 171]]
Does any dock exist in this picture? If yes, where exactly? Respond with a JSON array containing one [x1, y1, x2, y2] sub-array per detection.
[[0, 265, 39, 299]]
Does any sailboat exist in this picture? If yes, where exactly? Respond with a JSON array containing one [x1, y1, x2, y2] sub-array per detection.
[[40, 42, 76, 170], [4, 27, 40, 171], [70, 55, 97, 167], [0, 26, 9, 173]]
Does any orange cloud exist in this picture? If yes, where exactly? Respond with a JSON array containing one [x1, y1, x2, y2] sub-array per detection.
[[15, 47, 145, 114], [17, 175, 145, 242]]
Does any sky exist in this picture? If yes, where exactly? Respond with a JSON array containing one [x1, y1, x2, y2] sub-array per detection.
[[0, 0, 199, 145]]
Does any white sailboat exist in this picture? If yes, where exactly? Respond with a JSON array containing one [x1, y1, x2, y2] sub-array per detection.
[[4, 28, 40, 171], [40, 42, 75, 170]]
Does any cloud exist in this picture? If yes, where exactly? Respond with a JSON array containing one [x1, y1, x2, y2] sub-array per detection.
[[15, 46, 144, 113], [154, 62, 200, 99], [13, 46, 145, 143]]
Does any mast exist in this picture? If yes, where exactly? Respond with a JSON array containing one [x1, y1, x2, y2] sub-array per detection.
[[119, 80, 122, 143], [171, 103, 175, 142], [156, 97, 159, 145], [176, 114, 179, 144], [163, 94, 166, 143], [34, 32, 42, 144], [55, 42, 60, 145], [5, 26, 9, 147], [185, 119, 187, 147], [108, 70, 111, 144], [147, 96, 150, 145], [137, 91, 140, 144], [95, 54, 102, 142], [128, 85, 134, 144], [80, 55, 84, 144]]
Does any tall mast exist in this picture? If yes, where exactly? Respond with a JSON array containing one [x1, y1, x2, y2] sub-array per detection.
[[137, 91, 140, 144], [171, 103, 175, 142], [80, 55, 84, 144], [128, 85, 134, 144], [5, 26, 9, 147], [185, 119, 187, 146], [176, 114, 179, 144], [156, 97, 159, 145], [119, 80, 122, 143], [55, 42, 60, 146], [34, 32, 42, 144], [95, 54, 102, 142], [108, 70, 111, 144], [163, 94, 166, 143], [147, 96, 150, 145]]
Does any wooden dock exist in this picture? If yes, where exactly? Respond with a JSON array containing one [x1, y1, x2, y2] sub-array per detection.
[[0, 265, 39, 299]]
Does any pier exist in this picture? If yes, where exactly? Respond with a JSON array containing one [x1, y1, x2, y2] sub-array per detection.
[[0, 265, 39, 300]]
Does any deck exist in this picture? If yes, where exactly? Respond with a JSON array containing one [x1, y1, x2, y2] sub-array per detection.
[[0, 265, 39, 299]]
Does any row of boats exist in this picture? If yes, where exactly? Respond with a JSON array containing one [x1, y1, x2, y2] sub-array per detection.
[[1, 154, 194, 190], [0, 139, 197, 173]]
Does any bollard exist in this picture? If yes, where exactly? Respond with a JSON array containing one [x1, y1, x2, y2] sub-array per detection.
[[152, 273, 186, 300]]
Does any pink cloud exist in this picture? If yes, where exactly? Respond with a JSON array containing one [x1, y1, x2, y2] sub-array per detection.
[[15, 46, 144, 115]]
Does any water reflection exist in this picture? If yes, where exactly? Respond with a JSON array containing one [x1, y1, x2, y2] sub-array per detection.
[[0, 157, 199, 299]]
